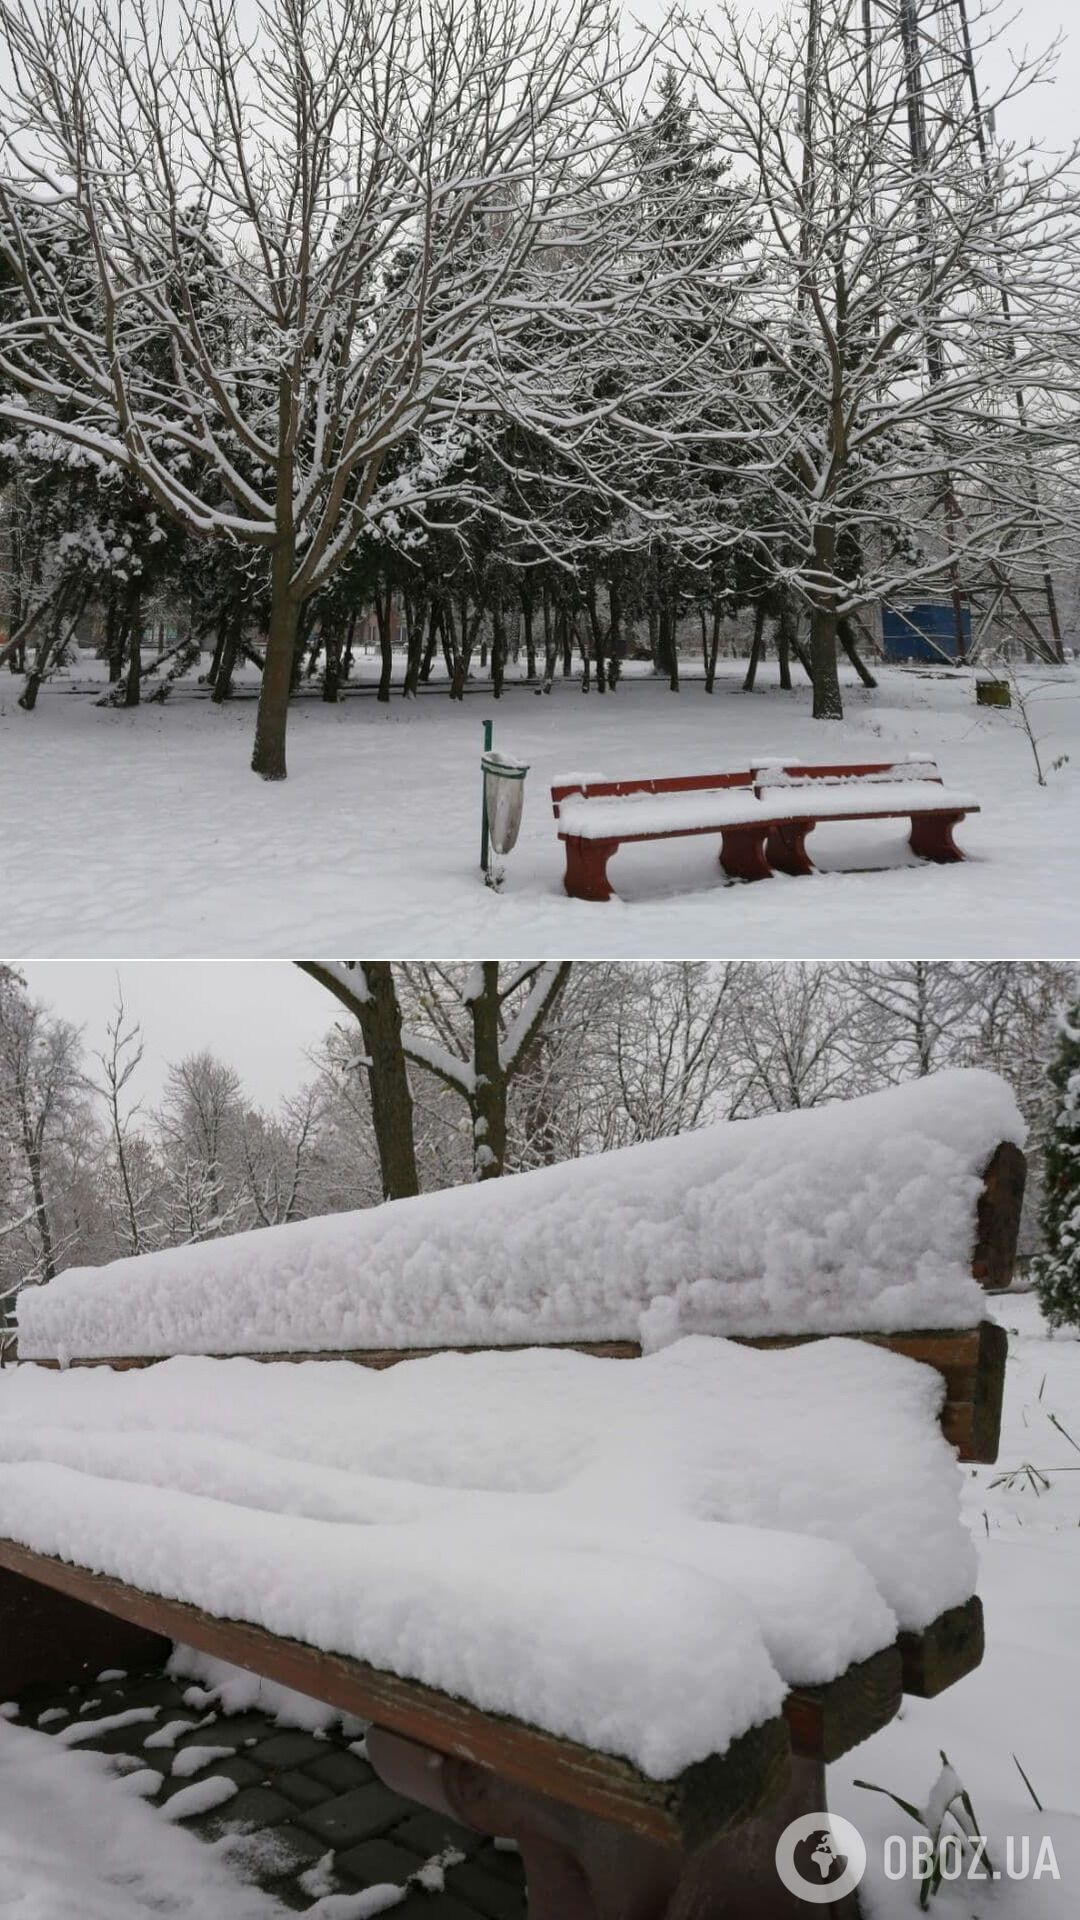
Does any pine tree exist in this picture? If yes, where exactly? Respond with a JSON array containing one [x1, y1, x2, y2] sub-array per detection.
[[1034, 1003, 1080, 1330]]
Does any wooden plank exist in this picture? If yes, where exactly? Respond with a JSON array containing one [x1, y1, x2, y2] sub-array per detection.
[[972, 1141, 1027, 1289], [897, 1597, 984, 1698], [0, 1538, 788, 1849], [19, 1323, 1006, 1463], [783, 1646, 903, 1762], [25, 1339, 643, 1373]]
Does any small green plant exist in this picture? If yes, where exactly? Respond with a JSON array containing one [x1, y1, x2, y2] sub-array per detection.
[[856, 1751, 991, 1908]]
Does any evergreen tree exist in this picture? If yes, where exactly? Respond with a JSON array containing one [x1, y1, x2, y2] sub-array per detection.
[[1034, 1004, 1080, 1330]]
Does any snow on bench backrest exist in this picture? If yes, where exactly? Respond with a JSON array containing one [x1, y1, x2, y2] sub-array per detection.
[[551, 768, 754, 815], [14, 1071, 1024, 1364], [753, 758, 942, 793]]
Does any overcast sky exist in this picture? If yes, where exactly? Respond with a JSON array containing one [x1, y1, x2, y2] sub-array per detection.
[[19, 963, 337, 1110]]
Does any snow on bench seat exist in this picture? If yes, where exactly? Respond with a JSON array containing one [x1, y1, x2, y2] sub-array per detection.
[[0, 1336, 975, 1777], [14, 1070, 1024, 1363], [754, 780, 978, 820], [556, 787, 767, 841]]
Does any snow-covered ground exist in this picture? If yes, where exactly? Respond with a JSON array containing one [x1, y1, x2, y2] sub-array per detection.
[[2, 657, 1077, 957], [831, 1294, 1080, 1918], [0, 1714, 285, 1919]]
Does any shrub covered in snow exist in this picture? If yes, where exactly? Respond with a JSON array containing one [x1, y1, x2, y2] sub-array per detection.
[[1034, 1005, 1080, 1331]]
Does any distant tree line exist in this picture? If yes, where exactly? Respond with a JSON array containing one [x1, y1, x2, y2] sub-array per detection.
[[0, 0, 1078, 774]]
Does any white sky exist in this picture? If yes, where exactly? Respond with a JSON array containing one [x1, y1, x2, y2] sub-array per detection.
[[18, 963, 337, 1110]]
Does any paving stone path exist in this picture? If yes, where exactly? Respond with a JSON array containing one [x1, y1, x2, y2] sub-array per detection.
[[8, 1665, 527, 1917]]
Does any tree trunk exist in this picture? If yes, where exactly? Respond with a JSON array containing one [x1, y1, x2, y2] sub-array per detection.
[[838, 615, 878, 688], [777, 595, 795, 691], [704, 601, 722, 693], [742, 600, 768, 692], [252, 539, 299, 780], [491, 602, 505, 699], [810, 524, 843, 720], [468, 964, 508, 1180], [376, 583, 394, 703], [354, 965, 421, 1201], [122, 582, 142, 708], [22, 1130, 56, 1283]]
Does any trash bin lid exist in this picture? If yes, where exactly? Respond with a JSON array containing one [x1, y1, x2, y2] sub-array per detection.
[[481, 752, 529, 778]]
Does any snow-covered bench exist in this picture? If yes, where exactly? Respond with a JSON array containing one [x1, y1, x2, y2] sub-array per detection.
[[551, 758, 978, 900], [0, 1075, 1026, 1920]]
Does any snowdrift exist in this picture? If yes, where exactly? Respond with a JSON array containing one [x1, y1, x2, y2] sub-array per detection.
[[15, 1068, 1023, 1361]]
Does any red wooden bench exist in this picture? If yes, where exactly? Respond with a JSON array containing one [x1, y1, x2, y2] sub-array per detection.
[[0, 1140, 1023, 1920], [551, 759, 979, 901]]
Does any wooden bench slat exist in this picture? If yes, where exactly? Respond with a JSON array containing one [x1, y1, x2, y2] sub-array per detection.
[[783, 1646, 903, 1762], [17, 1321, 1009, 1463], [897, 1596, 984, 1698]]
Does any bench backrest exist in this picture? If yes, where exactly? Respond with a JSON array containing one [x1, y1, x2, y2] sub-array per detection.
[[752, 758, 943, 796], [16, 1140, 1024, 1464], [552, 769, 753, 817]]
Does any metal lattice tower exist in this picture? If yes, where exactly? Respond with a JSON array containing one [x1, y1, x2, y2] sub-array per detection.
[[810, 0, 1065, 662]]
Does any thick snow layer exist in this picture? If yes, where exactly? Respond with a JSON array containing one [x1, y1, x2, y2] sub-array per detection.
[[0, 1718, 283, 1918], [2, 659, 1076, 958], [15, 1070, 1019, 1361], [0, 1335, 974, 1776]]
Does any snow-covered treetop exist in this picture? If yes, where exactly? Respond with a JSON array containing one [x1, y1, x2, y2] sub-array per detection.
[[16, 1068, 1024, 1361]]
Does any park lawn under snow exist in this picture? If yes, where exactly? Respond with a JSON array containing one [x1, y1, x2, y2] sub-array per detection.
[[1, 657, 1077, 958], [829, 1294, 1080, 1919]]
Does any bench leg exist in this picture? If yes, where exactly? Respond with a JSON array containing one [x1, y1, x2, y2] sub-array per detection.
[[0, 1564, 170, 1699], [764, 820, 815, 877], [720, 826, 773, 883], [563, 836, 619, 902], [909, 811, 965, 863], [368, 1726, 853, 1920]]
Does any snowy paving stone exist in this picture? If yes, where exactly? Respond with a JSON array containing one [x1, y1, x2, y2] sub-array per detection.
[[211, 1784, 296, 1831], [276, 1767, 337, 1809], [97, 1669, 128, 1682], [0, 1703, 19, 1721], [57, 1707, 159, 1747], [37, 1706, 69, 1725], [171, 1744, 239, 1779], [145, 1718, 200, 1749], [159, 1774, 240, 1822], [442, 1860, 524, 1920], [298, 1851, 338, 1899], [298, 1785, 416, 1849], [248, 1729, 329, 1769], [305, 1751, 375, 1793], [390, 1814, 485, 1861], [334, 1839, 426, 1890]]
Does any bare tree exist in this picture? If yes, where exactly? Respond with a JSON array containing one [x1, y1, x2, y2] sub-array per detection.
[[91, 989, 154, 1256], [678, 0, 1080, 716], [300, 960, 572, 1185], [0, 965, 87, 1287], [0, 0, 674, 777]]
